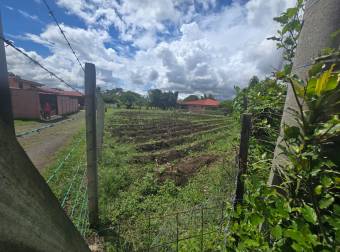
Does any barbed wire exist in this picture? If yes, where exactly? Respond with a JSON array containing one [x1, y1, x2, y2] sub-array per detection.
[[42, 0, 85, 72], [0, 35, 82, 94]]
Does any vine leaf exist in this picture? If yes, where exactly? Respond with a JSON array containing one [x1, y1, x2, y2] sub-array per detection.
[[301, 205, 317, 224]]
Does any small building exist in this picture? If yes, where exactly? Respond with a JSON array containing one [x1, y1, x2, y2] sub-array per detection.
[[9, 73, 83, 120], [179, 98, 220, 112]]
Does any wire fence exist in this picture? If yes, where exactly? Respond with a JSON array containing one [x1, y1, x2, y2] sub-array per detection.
[[0, 4, 105, 249], [104, 202, 228, 252], [44, 133, 89, 237]]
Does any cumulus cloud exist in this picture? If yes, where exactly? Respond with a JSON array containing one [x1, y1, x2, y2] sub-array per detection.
[[6, 0, 295, 98]]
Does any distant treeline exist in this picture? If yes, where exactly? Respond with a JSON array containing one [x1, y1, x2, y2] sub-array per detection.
[[102, 87, 232, 111]]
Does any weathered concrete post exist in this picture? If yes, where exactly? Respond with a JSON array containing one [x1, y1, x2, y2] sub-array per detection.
[[269, 0, 340, 185], [96, 90, 104, 160], [234, 113, 251, 209], [0, 14, 14, 135], [85, 63, 99, 228], [0, 14, 90, 252]]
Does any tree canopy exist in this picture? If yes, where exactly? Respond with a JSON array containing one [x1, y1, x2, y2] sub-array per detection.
[[148, 89, 178, 109], [102, 88, 147, 108], [183, 95, 199, 101]]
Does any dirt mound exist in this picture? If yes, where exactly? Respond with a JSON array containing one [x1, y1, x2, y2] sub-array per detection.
[[157, 155, 218, 186]]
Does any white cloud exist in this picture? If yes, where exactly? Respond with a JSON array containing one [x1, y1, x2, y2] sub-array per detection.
[[6, 0, 296, 98], [18, 9, 44, 24], [5, 5, 14, 11]]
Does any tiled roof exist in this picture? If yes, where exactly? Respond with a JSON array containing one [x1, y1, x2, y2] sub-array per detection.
[[37, 87, 83, 97], [181, 98, 220, 107]]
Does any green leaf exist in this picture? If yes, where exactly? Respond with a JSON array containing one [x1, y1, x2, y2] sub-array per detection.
[[319, 196, 335, 209], [284, 64, 292, 75], [267, 36, 281, 41], [286, 7, 298, 18], [314, 185, 322, 195], [308, 63, 323, 77], [315, 64, 336, 95], [272, 225, 282, 239], [249, 214, 264, 226], [242, 239, 259, 247], [301, 205, 317, 224], [285, 229, 304, 241], [306, 77, 317, 95], [291, 242, 304, 252], [276, 71, 285, 79], [322, 74, 339, 93], [274, 15, 288, 24], [321, 176, 333, 188]]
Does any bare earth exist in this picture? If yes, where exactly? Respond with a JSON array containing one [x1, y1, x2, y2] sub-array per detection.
[[17, 111, 85, 172]]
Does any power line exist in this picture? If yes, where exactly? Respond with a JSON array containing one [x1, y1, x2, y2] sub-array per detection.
[[42, 0, 85, 72], [0, 36, 82, 94]]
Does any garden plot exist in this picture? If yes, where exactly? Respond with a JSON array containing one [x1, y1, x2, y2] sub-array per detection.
[[99, 109, 239, 251], [108, 110, 233, 185]]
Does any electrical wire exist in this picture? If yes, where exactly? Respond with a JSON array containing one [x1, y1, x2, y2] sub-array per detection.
[[42, 0, 85, 72], [0, 35, 82, 94]]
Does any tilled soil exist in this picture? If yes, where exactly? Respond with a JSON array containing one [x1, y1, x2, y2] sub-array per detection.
[[157, 155, 218, 185], [136, 126, 228, 152], [131, 135, 221, 165], [118, 123, 225, 143]]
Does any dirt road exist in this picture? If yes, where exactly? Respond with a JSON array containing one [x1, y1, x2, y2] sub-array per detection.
[[17, 111, 85, 172]]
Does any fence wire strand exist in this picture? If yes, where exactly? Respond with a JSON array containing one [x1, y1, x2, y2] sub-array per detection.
[[42, 0, 85, 72], [0, 35, 82, 94]]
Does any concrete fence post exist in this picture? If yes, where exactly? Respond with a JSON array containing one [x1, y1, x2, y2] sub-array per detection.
[[96, 90, 104, 160], [85, 63, 99, 228], [0, 15, 90, 252], [269, 0, 340, 186], [233, 113, 251, 209], [0, 14, 14, 135]]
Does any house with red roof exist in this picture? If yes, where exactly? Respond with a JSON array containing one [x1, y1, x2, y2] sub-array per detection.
[[179, 98, 220, 112], [9, 73, 84, 120]]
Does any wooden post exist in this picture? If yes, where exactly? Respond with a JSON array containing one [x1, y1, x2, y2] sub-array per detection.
[[0, 15, 14, 135], [233, 113, 251, 209], [96, 90, 104, 160], [85, 63, 98, 228], [243, 95, 248, 112]]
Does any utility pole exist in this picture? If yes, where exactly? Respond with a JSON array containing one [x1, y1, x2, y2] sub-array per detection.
[[269, 0, 340, 185], [85, 63, 98, 228], [0, 14, 14, 135]]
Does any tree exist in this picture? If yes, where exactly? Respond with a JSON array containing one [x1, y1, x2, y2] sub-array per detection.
[[102, 88, 123, 104], [248, 76, 259, 88], [219, 100, 233, 113], [183, 95, 199, 102], [148, 89, 178, 109], [200, 93, 215, 99], [120, 91, 145, 109]]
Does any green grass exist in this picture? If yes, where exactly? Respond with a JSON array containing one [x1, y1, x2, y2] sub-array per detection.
[[43, 127, 90, 236], [14, 119, 45, 132]]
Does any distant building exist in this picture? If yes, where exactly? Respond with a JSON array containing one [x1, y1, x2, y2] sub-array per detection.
[[9, 73, 84, 120], [179, 98, 220, 112]]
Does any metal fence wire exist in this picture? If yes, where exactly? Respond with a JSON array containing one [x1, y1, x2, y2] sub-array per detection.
[[113, 203, 226, 252]]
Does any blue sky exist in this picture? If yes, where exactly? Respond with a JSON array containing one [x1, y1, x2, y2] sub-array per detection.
[[1, 0, 294, 98]]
